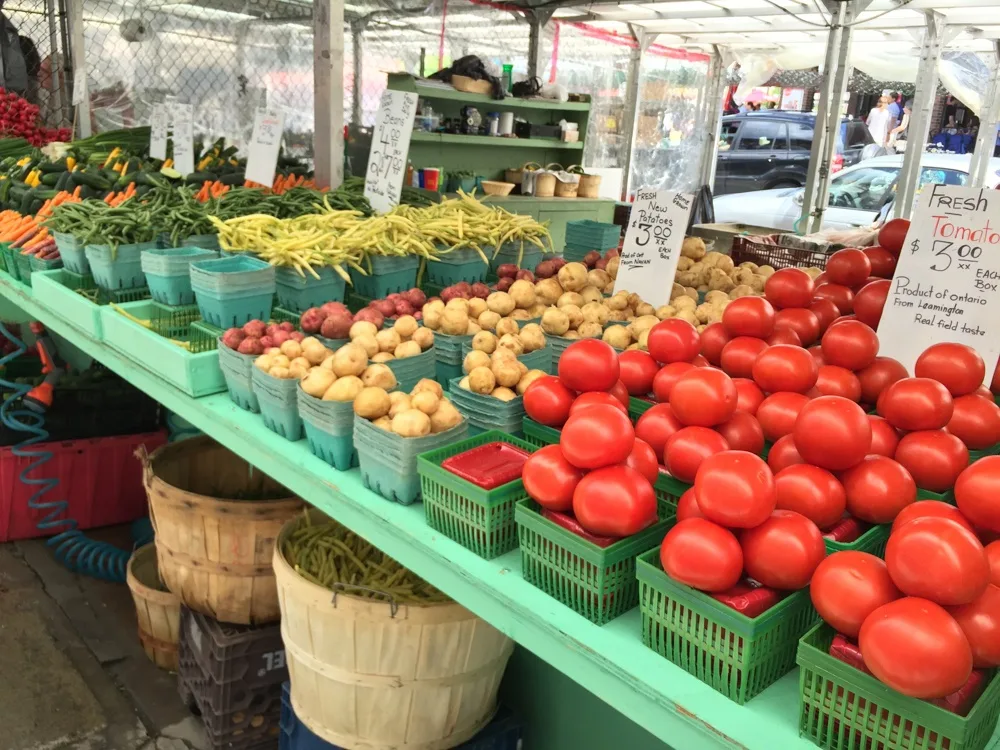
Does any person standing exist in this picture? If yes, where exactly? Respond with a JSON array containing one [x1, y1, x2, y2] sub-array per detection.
[[867, 95, 893, 148], [888, 100, 911, 152], [887, 93, 901, 128]]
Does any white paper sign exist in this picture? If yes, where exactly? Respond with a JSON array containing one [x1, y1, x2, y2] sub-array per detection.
[[613, 189, 694, 309], [72, 66, 87, 106], [364, 90, 419, 214], [245, 109, 285, 187], [171, 103, 195, 177], [877, 184, 1000, 381], [149, 103, 169, 160]]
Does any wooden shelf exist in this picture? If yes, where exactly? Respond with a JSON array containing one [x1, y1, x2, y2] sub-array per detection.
[[410, 131, 583, 150]]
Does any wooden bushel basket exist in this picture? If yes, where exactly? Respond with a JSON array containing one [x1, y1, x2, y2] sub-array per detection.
[[504, 161, 539, 186], [274, 511, 515, 750], [569, 165, 601, 198], [127, 543, 181, 671], [139, 436, 303, 625]]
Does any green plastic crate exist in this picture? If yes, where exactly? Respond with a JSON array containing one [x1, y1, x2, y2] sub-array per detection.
[[521, 417, 560, 448], [970, 444, 1000, 462], [637, 548, 817, 704], [797, 622, 1000, 750], [824, 522, 891, 556], [270, 305, 300, 325], [417, 431, 535, 559], [515, 499, 672, 625], [654, 471, 690, 518], [629, 396, 655, 421], [33, 269, 106, 339], [149, 302, 201, 340], [189, 320, 222, 353]]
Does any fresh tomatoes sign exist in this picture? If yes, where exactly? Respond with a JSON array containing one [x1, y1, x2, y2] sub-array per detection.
[[875, 185, 1000, 381]]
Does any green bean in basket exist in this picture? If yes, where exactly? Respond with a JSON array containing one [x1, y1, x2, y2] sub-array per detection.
[[283, 514, 450, 604]]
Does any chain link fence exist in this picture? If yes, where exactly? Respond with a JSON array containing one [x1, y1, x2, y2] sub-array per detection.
[[5, 0, 71, 128]]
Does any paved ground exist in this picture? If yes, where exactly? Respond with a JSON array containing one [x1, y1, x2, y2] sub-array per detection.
[[0, 538, 212, 750]]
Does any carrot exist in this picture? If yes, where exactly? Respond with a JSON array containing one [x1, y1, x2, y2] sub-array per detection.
[[11, 226, 39, 248], [72, 185, 82, 199]]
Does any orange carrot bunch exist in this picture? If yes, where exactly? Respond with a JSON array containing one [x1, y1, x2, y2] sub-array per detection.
[[195, 180, 230, 202], [243, 173, 325, 195], [104, 183, 136, 207]]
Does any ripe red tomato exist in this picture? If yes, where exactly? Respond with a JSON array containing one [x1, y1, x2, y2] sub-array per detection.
[[676, 487, 704, 521], [868, 415, 900, 458], [852, 279, 890, 329], [857, 357, 909, 405], [810, 552, 900, 637], [877, 378, 954, 431], [634, 403, 683, 457], [647, 319, 700, 364], [948, 585, 1000, 668], [669, 368, 738, 427], [558, 339, 620, 393], [560, 404, 635, 470], [623, 438, 659, 485], [766, 327, 802, 347], [886, 517, 990, 605], [756, 391, 810, 442], [609, 380, 630, 408], [813, 272, 829, 287], [660, 518, 743, 592], [878, 218, 910, 255], [955, 456, 1000, 533], [752, 344, 819, 394], [733, 377, 765, 415], [617, 350, 659, 397], [891, 500, 976, 535], [773, 308, 821, 346], [700, 322, 730, 365], [775, 464, 846, 529], [862, 246, 897, 278], [522, 445, 585, 512], [716, 411, 765, 454], [665, 426, 730, 483], [694, 451, 776, 528], [842, 456, 916, 523], [821, 320, 879, 371], [573, 465, 657, 537], [793, 396, 871, 471], [569, 391, 628, 417], [973, 385, 994, 400], [812, 365, 862, 401], [740, 510, 825, 589], [691, 354, 710, 367], [722, 297, 776, 338], [651, 362, 695, 403], [860, 597, 972, 699], [808, 345, 826, 368], [809, 298, 841, 334], [768, 434, 805, 473], [813, 283, 854, 314], [720, 337, 769, 378], [826, 248, 872, 287], [915, 342, 987, 397], [894, 430, 969, 493], [987, 542, 1000, 586], [523, 376, 575, 427], [764, 268, 814, 309]]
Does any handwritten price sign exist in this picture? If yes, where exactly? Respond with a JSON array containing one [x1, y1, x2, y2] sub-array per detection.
[[364, 90, 418, 214], [149, 103, 169, 160], [245, 109, 285, 187], [877, 184, 1000, 380], [170, 103, 194, 177]]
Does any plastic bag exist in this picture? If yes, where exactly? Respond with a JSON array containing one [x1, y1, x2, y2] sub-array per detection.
[[429, 55, 505, 100]]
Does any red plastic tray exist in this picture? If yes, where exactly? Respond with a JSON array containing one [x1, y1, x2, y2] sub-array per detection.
[[541, 508, 619, 548], [441, 441, 531, 490], [0, 430, 168, 542], [710, 579, 785, 618], [823, 515, 870, 543]]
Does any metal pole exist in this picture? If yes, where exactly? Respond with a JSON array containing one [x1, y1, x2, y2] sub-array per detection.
[[969, 41, 1000, 188], [698, 46, 727, 191], [894, 11, 946, 219], [313, 0, 345, 188], [351, 19, 365, 127], [528, 15, 540, 78], [621, 26, 651, 200], [65, 0, 89, 137], [45, 0, 65, 127]]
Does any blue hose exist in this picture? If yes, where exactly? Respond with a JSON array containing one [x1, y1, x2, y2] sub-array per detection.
[[0, 321, 133, 582]]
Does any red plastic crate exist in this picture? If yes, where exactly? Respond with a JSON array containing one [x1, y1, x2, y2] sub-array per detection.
[[0, 430, 167, 542]]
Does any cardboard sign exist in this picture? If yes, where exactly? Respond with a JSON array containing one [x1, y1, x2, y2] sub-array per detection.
[[876, 184, 1000, 381], [245, 109, 284, 188], [149, 103, 168, 160], [72, 66, 87, 106], [171, 103, 194, 177], [364, 90, 419, 214], [613, 189, 694, 309]]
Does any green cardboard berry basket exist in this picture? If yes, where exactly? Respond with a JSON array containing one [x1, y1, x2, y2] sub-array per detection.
[[418, 431, 535, 559], [637, 548, 817, 705], [797, 622, 1000, 750], [521, 417, 560, 448], [515, 499, 672, 625], [824, 522, 890, 556]]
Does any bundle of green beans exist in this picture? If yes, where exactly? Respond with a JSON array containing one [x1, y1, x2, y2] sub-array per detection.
[[282, 515, 450, 605], [46, 200, 156, 251], [145, 185, 217, 246], [45, 200, 105, 236], [213, 185, 372, 222]]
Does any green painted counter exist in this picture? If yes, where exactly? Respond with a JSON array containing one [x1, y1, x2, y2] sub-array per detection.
[[2, 271, 996, 750], [479, 195, 618, 253]]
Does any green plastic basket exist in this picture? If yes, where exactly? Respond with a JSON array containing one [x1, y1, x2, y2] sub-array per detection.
[[270, 306, 299, 325], [13, 250, 33, 285], [189, 320, 223, 353], [515, 499, 672, 625], [417, 431, 535, 559], [2, 244, 21, 281], [29, 254, 62, 273], [824, 522, 890, 556], [654, 471, 689, 519], [629, 396, 655, 420], [521, 417, 560, 448], [637, 548, 818, 704], [969, 444, 1000, 463], [797, 622, 1000, 750], [149, 302, 201, 340]]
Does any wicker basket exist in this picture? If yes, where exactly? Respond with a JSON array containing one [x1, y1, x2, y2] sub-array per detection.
[[504, 161, 540, 186], [577, 173, 601, 198], [274, 511, 515, 750], [452, 74, 492, 95], [534, 173, 556, 197], [481, 181, 515, 196], [139, 436, 304, 624], [127, 543, 181, 671], [554, 175, 580, 198]]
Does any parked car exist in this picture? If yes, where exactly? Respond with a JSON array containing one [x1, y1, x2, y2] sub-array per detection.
[[714, 112, 873, 195], [712, 153, 1000, 231]]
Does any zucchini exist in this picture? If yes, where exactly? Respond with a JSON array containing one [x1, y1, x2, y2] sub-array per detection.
[[28, 198, 44, 215], [134, 171, 168, 188], [18, 188, 34, 214], [184, 171, 217, 184], [219, 171, 246, 186], [78, 185, 97, 200], [40, 158, 67, 173], [55, 171, 72, 191], [40, 172, 62, 187], [71, 171, 112, 190], [135, 184, 151, 197]]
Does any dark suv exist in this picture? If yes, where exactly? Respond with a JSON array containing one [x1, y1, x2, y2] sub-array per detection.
[[714, 112, 873, 195]]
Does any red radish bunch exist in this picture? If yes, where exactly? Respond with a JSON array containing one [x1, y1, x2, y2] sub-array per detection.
[[0, 89, 70, 145]]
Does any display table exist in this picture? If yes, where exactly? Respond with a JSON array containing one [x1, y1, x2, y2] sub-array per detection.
[[2, 271, 993, 750]]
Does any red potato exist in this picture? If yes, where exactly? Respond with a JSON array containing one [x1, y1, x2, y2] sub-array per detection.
[[242, 320, 266, 338], [375, 299, 395, 317], [353, 308, 384, 329], [237, 336, 264, 355], [272, 330, 291, 346], [535, 260, 557, 278], [583, 250, 602, 268], [259, 335, 275, 349], [496, 277, 514, 292], [320, 301, 348, 316], [395, 300, 415, 316], [320, 312, 353, 339], [403, 288, 426, 307], [279, 322, 295, 333], [497, 263, 519, 279], [471, 282, 490, 298], [222, 328, 245, 350], [516, 269, 536, 282]]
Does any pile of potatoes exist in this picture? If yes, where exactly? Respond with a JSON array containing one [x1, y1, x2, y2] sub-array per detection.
[[422, 294, 551, 338], [353, 378, 463, 437], [459, 345, 547, 401], [534, 261, 612, 305], [468, 323, 547, 358], [347, 315, 434, 362], [673, 237, 773, 299], [254, 337, 335, 380]]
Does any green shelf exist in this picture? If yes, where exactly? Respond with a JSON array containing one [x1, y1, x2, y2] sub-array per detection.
[[389, 73, 592, 111], [409, 131, 585, 150]]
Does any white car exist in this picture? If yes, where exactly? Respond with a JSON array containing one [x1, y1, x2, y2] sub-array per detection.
[[712, 153, 1000, 231]]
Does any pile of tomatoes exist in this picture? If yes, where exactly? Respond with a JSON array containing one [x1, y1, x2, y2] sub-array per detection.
[[521, 339, 661, 541]]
